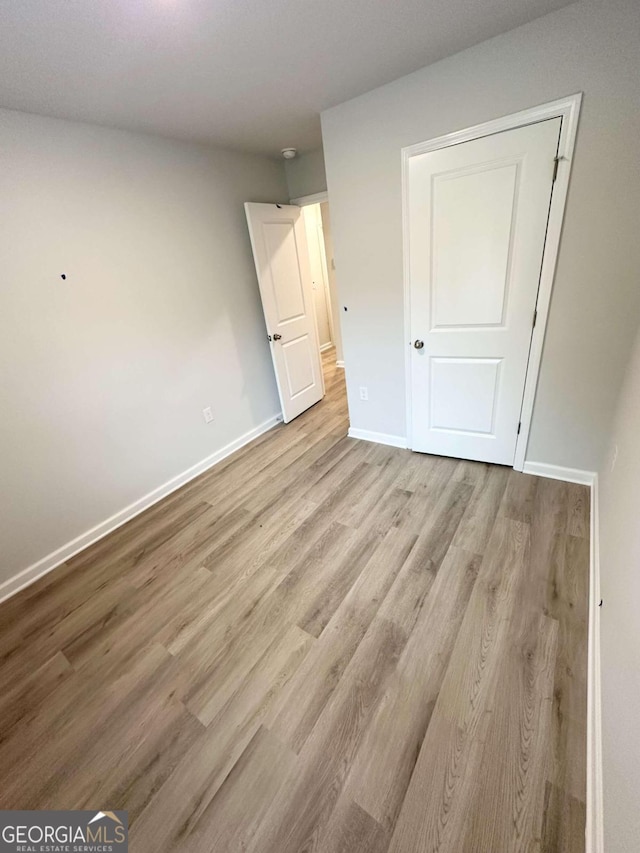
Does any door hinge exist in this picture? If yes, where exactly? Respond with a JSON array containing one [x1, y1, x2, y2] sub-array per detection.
[[552, 155, 566, 183], [532, 308, 538, 328], [517, 421, 522, 435]]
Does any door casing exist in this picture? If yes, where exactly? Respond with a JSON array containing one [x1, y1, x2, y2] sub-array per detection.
[[402, 93, 582, 471]]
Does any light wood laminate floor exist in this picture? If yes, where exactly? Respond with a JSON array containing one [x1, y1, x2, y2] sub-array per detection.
[[0, 348, 588, 852]]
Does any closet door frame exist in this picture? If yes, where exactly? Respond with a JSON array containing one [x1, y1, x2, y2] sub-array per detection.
[[401, 93, 582, 471]]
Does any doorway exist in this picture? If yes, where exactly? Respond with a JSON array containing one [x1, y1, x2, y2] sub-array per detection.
[[301, 203, 335, 355], [292, 193, 344, 371], [245, 194, 344, 424], [403, 95, 581, 469]]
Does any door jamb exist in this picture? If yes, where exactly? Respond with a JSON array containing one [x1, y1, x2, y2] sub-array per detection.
[[290, 190, 329, 206], [401, 93, 582, 471]]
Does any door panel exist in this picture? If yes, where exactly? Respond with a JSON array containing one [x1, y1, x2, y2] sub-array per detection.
[[263, 222, 306, 322], [245, 203, 324, 423], [282, 335, 315, 398], [431, 163, 517, 329], [409, 118, 561, 464], [430, 357, 502, 435]]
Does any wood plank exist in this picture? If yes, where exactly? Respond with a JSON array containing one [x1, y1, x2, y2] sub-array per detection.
[[171, 726, 297, 853], [182, 521, 358, 725], [541, 782, 587, 853], [246, 617, 408, 853], [0, 642, 182, 807], [545, 533, 589, 806], [317, 797, 390, 853], [566, 483, 590, 540], [57, 565, 212, 681], [378, 479, 474, 633], [130, 625, 313, 850], [345, 546, 481, 831], [452, 463, 509, 553], [460, 611, 559, 852], [0, 651, 72, 740], [266, 526, 418, 752], [500, 469, 539, 524], [387, 517, 531, 853]]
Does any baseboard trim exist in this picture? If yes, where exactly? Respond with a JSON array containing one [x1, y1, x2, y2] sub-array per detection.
[[335, 360, 345, 368], [0, 413, 282, 605], [348, 427, 407, 449], [586, 473, 604, 853], [319, 342, 333, 353], [522, 460, 597, 486]]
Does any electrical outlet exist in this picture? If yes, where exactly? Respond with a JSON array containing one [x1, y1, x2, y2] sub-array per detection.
[[202, 406, 214, 424], [359, 386, 368, 401], [611, 443, 619, 472]]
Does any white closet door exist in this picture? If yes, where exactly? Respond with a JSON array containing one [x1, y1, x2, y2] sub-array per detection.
[[408, 118, 561, 464]]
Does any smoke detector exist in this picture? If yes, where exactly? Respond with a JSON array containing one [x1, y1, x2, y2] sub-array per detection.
[[281, 148, 297, 160]]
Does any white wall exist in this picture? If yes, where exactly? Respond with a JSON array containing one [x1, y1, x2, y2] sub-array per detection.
[[0, 108, 288, 586], [284, 148, 327, 200], [321, 0, 640, 470], [599, 323, 640, 853]]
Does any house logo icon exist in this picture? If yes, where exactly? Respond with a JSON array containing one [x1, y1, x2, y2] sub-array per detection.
[[88, 812, 124, 826]]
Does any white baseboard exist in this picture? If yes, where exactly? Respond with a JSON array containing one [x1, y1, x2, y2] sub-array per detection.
[[522, 460, 597, 486], [586, 473, 604, 853], [0, 413, 282, 605], [336, 360, 345, 368], [319, 342, 333, 353], [348, 427, 407, 449]]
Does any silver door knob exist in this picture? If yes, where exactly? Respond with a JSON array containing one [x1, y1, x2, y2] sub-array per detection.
[[414, 339, 424, 349], [273, 333, 282, 341]]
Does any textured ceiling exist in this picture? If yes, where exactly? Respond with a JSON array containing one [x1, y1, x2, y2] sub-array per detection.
[[0, 0, 575, 156]]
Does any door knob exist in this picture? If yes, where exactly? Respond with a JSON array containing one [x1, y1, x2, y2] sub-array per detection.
[[273, 333, 282, 341], [414, 339, 424, 349]]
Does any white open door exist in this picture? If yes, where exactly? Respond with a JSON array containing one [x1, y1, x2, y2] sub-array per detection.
[[408, 118, 561, 465], [245, 202, 324, 423]]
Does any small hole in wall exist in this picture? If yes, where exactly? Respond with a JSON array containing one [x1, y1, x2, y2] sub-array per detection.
[[60, 274, 66, 280], [343, 306, 348, 311]]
